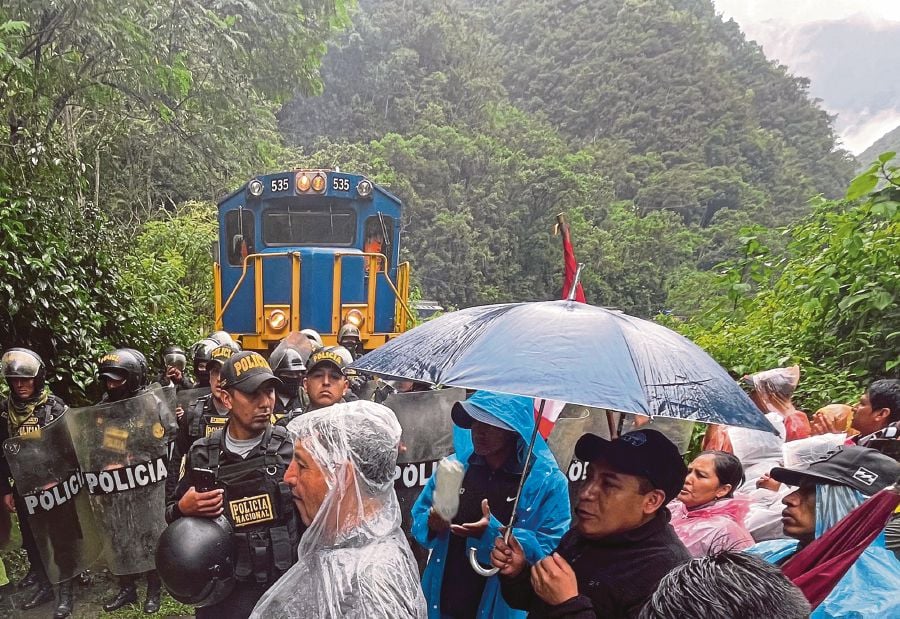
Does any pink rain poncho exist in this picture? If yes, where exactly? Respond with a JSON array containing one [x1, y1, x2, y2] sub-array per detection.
[[668, 497, 755, 558]]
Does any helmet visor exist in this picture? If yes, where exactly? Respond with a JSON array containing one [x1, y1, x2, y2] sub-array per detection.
[[1, 350, 41, 379], [164, 353, 187, 371]]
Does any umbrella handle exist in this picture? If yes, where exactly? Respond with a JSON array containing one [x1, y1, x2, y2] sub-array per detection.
[[468, 547, 499, 577]]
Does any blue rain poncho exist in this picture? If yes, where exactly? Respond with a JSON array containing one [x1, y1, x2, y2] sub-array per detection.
[[411, 391, 570, 619], [747, 485, 900, 618]]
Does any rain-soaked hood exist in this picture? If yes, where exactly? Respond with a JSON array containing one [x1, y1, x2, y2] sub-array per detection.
[[250, 401, 426, 618], [452, 391, 557, 477]]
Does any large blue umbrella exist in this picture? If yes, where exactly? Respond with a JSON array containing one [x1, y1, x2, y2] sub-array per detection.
[[353, 299, 775, 433]]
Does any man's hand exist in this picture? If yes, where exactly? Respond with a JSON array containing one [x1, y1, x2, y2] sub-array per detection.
[[450, 498, 491, 538], [428, 508, 451, 534], [2, 493, 15, 513], [177, 487, 224, 517], [531, 552, 578, 606], [166, 366, 183, 383], [174, 405, 185, 420], [490, 532, 527, 577]]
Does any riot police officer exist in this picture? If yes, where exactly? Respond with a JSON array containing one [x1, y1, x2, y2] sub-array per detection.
[[268, 345, 306, 418], [97, 348, 164, 613], [165, 351, 300, 618], [166, 342, 239, 500], [156, 345, 195, 390], [190, 338, 216, 389], [337, 323, 363, 360], [0, 348, 72, 616]]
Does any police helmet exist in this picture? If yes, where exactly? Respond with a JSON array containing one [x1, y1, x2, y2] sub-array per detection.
[[269, 346, 305, 395], [156, 516, 235, 606], [98, 348, 147, 400], [328, 345, 355, 368], [1, 348, 46, 395], [338, 323, 361, 343], [206, 340, 241, 372], [161, 345, 187, 371], [209, 330, 238, 348], [299, 329, 323, 348]]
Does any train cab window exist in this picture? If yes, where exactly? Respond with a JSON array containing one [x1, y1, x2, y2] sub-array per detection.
[[225, 209, 255, 265], [364, 215, 393, 271], [263, 205, 356, 246]]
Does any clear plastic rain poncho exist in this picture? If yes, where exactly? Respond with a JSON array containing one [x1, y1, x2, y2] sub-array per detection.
[[250, 401, 427, 619]]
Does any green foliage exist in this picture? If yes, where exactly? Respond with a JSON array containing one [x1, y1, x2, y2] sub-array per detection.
[[279, 0, 854, 313], [671, 157, 900, 409], [0, 4, 345, 402]]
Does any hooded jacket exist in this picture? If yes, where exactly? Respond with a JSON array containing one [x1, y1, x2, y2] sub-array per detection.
[[411, 391, 571, 619], [748, 485, 900, 619]]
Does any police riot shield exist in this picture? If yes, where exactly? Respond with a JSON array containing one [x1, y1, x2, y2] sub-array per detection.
[[382, 387, 465, 569], [3, 416, 104, 583], [67, 386, 172, 575], [176, 386, 211, 415]]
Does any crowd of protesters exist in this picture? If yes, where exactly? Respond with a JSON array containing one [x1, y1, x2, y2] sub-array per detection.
[[1, 329, 899, 619]]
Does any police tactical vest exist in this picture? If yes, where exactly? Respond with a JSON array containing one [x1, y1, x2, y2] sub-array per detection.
[[191, 425, 299, 585], [1, 395, 68, 437], [188, 395, 229, 440]]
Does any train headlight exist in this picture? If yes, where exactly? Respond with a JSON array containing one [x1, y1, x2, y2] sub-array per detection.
[[311, 173, 326, 193], [296, 172, 311, 192], [356, 179, 373, 198], [248, 179, 263, 196], [267, 309, 288, 331], [345, 309, 365, 328]]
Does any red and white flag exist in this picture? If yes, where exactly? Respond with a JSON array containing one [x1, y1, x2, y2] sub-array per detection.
[[534, 215, 586, 438]]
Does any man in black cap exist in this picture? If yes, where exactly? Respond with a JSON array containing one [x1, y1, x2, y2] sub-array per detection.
[[747, 446, 900, 617], [275, 348, 350, 428], [492, 429, 690, 618], [165, 351, 300, 619]]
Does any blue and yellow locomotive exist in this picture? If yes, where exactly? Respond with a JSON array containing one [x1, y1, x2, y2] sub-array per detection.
[[213, 169, 412, 352]]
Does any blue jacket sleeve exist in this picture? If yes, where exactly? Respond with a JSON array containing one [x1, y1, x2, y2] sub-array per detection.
[[411, 471, 442, 550], [474, 470, 571, 564]]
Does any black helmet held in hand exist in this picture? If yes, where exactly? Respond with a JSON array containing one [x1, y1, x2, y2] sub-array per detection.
[[155, 516, 235, 606], [98, 348, 148, 401], [1, 347, 46, 396]]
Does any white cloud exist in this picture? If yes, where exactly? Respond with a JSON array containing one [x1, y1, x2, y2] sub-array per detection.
[[713, 0, 900, 26], [712, 1, 900, 154]]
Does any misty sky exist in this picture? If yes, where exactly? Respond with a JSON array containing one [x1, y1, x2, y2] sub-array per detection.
[[713, 0, 900, 155]]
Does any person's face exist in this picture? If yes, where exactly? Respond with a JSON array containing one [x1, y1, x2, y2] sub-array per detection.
[[575, 459, 665, 539], [209, 365, 223, 400], [678, 454, 730, 508], [851, 391, 888, 435], [223, 385, 275, 435], [304, 365, 347, 407], [104, 376, 126, 393], [781, 484, 816, 544], [471, 420, 517, 459], [284, 441, 329, 526], [8, 377, 35, 400]]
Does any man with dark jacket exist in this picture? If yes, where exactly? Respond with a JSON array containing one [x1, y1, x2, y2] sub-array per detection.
[[492, 429, 691, 618]]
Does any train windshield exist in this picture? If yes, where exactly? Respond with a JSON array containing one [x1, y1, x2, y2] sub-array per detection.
[[263, 204, 356, 246]]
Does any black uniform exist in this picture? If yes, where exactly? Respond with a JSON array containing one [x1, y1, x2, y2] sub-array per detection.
[[166, 394, 229, 499], [0, 393, 70, 581], [167, 423, 301, 618]]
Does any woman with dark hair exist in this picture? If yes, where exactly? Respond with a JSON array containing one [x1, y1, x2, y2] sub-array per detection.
[[668, 451, 755, 557]]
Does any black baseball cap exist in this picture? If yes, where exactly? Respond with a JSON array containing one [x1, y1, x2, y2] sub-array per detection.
[[306, 349, 347, 374], [219, 351, 281, 393], [770, 446, 900, 496], [452, 401, 515, 432], [207, 345, 236, 369], [575, 429, 687, 503]]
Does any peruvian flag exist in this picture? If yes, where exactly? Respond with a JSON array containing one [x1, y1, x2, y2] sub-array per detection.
[[534, 214, 586, 438]]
